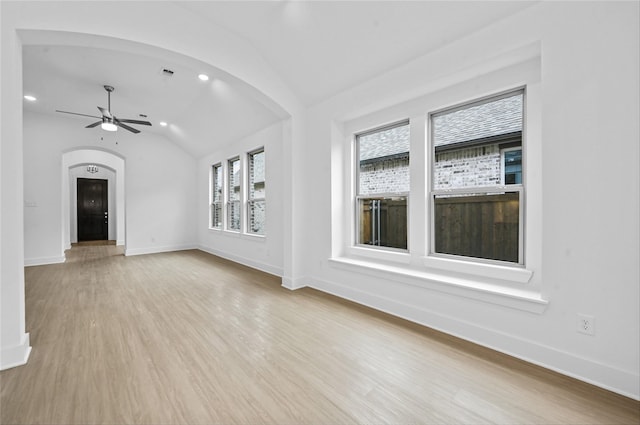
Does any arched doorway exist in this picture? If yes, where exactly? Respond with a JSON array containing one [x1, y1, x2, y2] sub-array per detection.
[[62, 149, 125, 252]]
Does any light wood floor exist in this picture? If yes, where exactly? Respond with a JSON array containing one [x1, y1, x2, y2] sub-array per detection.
[[2, 246, 638, 424]]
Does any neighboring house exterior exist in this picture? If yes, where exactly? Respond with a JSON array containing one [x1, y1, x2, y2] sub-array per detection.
[[358, 92, 523, 261], [359, 93, 522, 196]]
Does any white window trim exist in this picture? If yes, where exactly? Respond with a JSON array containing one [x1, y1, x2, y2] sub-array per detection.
[[333, 54, 545, 313], [210, 163, 223, 230], [246, 147, 266, 236], [226, 156, 241, 233]]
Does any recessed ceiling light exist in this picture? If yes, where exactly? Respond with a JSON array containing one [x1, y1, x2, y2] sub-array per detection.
[[24, 95, 37, 101], [198, 74, 209, 81], [159, 121, 168, 127]]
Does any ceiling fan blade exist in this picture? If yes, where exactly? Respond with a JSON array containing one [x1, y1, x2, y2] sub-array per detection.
[[117, 118, 152, 126], [97, 106, 113, 119], [56, 110, 102, 119], [116, 122, 141, 134], [85, 121, 102, 128]]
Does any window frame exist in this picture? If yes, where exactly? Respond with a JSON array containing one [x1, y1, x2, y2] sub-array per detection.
[[428, 88, 526, 266], [210, 162, 223, 229], [226, 156, 241, 233], [333, 53, 543, 312], [246, 147, 266, 236], [354, 119, 410, 253]]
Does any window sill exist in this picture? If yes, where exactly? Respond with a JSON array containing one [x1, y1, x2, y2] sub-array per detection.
[[347, 245, 411, 264], [423, 255, 533, 284], [328, 256, 547, 314]]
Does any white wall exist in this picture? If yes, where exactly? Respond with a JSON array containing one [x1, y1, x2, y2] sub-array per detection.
[[197, 122, 284, 276], [297, 2, 639, 399], [0, 4, 31, 370], [23, 111, 198, 262]]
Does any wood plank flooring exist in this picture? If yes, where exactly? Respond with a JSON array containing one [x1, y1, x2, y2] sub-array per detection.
[[1, 246, 638, 424]]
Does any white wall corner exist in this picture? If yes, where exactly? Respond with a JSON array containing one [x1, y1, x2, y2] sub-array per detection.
[[0, 333, 31, 371], [197, 245, 283, 277], [281, 276, 309, 290]]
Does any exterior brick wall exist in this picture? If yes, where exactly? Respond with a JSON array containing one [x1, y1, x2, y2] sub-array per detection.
[[359, 157, 409, 195], [360, 144, 506, 195], [434, 145, 501, 189]]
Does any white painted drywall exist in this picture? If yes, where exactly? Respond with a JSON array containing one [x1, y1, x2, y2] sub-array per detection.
[[23, 111, 197, 261], [298, 2, 639, 398], [197, 122, 285, 276], [0, 5, 31, 370]]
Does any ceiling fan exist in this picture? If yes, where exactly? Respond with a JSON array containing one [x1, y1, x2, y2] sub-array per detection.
[[56, 85, 151, 134]]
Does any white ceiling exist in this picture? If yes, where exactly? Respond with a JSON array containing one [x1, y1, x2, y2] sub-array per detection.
[[22, 1, 536, 157]]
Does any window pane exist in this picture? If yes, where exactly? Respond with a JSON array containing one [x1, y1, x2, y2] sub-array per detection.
[[228, 158, 240, 231], [249, 150, 265, 200], [358, 197, 407, 250], [433, 92, 522, 190], [229, 200, 241, 231], [433, 93, 523, 148], [503, 149, 522, 184], [358, 123, 410, 195], [249, 200, 266, 235], [211, 164, 223, 229], [212, 164, 223, 203], [228, 158, 240, 201], [211, 204, 222, 228], [434, 191, 519, 262]]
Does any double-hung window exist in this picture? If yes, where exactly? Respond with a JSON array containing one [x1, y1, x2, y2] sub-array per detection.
[[430, 89, 524, 264], [355, 121, 410, 250], [247, 148, 266, 235], [211, 163, 223, 229], [227, 157, 241, 232]]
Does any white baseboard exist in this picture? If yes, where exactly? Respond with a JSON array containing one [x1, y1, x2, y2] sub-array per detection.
[[24, 255, 66, 267], [0, 333, 31, 370], [281, 276, 309, 290], [197, 245, 283, 277], [116, 239, 125, 246], [124, 244, 197, 257], [308, 276, 640, 400]]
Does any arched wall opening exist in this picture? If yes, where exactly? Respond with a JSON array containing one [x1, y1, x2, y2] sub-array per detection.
[[62, 149, 125, 253], [3, 13, 304, 372]]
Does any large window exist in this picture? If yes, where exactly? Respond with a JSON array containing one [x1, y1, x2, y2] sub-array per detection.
[[430, 90, 524, 264], [248, 149, 266, 235], [355, 121, 410, 250], [211, 163, 223, 229], [227, 157, 241, 232]]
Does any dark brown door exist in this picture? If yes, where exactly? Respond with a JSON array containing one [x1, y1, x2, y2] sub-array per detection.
[[77, 178, 108, 241]]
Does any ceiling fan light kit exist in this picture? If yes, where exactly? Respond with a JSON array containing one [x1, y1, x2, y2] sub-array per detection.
[[55, 85, 152, 134], [101, 120, 118, 132]]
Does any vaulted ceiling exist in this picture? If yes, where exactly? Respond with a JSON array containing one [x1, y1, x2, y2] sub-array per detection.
[[21, 1, 536, 157]]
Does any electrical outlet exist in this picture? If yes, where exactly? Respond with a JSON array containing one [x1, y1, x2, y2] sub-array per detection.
[[577, 314, 595, 335]]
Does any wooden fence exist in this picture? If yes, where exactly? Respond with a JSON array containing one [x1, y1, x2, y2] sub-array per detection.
[[359, 198, 407, 249], [434, 192, 519, 263]]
